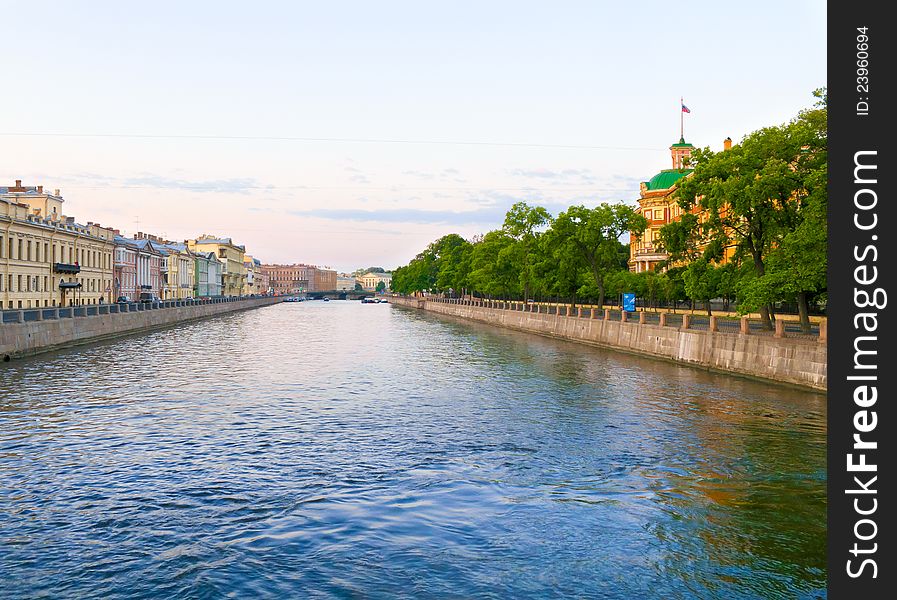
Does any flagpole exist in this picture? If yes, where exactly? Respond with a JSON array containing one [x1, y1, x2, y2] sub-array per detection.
[[680, 96, 684, 141]]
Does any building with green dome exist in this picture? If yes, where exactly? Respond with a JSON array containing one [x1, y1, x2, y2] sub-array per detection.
[[628, 138, 695, 273], [629, 136, 735, 273]]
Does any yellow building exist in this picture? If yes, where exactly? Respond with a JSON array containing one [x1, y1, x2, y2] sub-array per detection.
[[1, 181, 115, 309], [188, 235, 246, 297], [629, 137, 736, 273], [161, 241, 196, 300], [357, 271, 392, 291]]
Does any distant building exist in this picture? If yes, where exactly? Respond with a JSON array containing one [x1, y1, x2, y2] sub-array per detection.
[[357, 271, 392, 291], [262, 263, 336, 294], [314, 267, 337, 292], [336, 275, 357, 291], [188, 235, 246, 297], [1, 181, 116, 308], [193, 251, 223, 297], [243, 255, 267, 295], [113, 234, 165, 300]]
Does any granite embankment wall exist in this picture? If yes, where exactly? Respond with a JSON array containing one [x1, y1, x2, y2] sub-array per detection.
[[392, 297, 827, 391], [1, 297, 281, 361]]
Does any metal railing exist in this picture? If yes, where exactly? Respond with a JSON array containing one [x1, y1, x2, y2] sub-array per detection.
[[421, 296, 825, 342], [0, 294, 278, 326]]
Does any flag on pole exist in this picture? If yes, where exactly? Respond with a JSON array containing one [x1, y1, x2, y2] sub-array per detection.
[[681, 103, 691, 113]]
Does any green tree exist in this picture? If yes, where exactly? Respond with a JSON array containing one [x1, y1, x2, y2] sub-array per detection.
[[683, 258, 722, 315], [503, 201, 552, 301], [375, 281, 386, 293], [675, 89, 827, 329], [550, 203, 647, 308], [468, 230, 519, 298]]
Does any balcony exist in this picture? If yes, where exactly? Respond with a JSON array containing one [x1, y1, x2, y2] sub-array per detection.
[[632, 247, 669, 261], [53, 263, 81, 274]]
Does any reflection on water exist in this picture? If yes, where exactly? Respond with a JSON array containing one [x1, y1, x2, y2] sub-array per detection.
[[0, 301, 825, 598]]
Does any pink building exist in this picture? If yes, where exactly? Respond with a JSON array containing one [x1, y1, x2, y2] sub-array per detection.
[[113, 234, 164, 300]]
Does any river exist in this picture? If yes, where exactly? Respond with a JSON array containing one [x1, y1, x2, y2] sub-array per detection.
[[0, 300, 826, 598]]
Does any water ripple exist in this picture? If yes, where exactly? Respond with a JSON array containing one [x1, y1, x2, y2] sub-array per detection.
[[0, 301, 826, 598]]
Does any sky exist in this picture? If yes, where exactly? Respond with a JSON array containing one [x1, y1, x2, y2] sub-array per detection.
[[2, 1, 826, 272]]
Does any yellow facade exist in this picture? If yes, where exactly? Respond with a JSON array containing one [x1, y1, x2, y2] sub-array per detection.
[[629, 138, 736, 273], [1, 183, 115, 309], [163, 244, 196, 300], [188, 236, 246, 297]]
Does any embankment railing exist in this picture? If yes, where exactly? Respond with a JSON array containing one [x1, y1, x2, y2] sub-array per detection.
[[0, 295, 279, 326], [407, 296, 826, 343]]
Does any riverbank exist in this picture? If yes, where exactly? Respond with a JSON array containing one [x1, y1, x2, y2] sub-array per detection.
[[1, 296, 281, 361], [391, 296, 827, 391]]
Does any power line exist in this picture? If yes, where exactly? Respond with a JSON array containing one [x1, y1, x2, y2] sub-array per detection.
[[55, 183, 636, 193], [0, 131, 666, 152]]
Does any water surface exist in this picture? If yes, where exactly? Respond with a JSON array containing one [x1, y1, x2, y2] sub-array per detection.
[[0, 301, 826, 598]]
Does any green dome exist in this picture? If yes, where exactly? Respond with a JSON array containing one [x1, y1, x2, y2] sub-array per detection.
[[645, 169, 693, 191]]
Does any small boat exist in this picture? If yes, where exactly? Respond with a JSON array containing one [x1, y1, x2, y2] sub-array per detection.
[[323, 297, 330, 302]]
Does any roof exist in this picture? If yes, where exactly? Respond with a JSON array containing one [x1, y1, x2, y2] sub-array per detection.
[[644, 169, 693, 191], [192, 237, 244, 250], [670, 137, 695, 149]]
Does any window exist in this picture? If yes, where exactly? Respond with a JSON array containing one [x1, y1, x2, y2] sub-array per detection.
[[0, 235, 3, 258], [27, 241, 32, 261], [18, 239, 23, 260]]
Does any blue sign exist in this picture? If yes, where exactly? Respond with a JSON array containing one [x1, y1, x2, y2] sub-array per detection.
[[622, 293, 636, 312]]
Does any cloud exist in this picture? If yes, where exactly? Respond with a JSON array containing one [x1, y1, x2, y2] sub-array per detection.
[[119, 174, 271, 194], [401, 170, 435, 179], [508, 167, 597, 184], [288, 188, 606, 226], [289, 206, 509, 225], [348, 174, 371, 183]]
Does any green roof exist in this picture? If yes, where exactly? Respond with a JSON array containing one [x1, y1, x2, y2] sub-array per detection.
[[645, 169, 693, 191], [670, 136, 694, 148]]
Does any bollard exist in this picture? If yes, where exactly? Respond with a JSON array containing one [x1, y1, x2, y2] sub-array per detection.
[[621, 311, 628, 322], [709, 315, 718, 332], [774, 319, 785, 338], [591, 307, 597, 319], [818, 318, 827, 344], [740, 316, 750, 335], [604, 309, 610, 320], [577, 306, 583, 318], [639, 311, 646, 325], [681, 314, 690, 330], [659, 313, 666, 327]]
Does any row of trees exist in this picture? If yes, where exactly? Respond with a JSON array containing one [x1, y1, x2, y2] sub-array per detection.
[[391, 90, 827, 332], [390, 202, 646, 310]]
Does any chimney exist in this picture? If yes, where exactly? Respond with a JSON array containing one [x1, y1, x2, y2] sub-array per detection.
[[54, 189, 60, 196], [723, 137, 733, 151], [113, 229, 121, 235], [37, 185, 43, 193], [15, 179, 21, 187]]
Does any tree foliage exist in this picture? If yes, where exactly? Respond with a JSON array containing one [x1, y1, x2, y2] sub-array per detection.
[[392, 90, 826, 325]]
